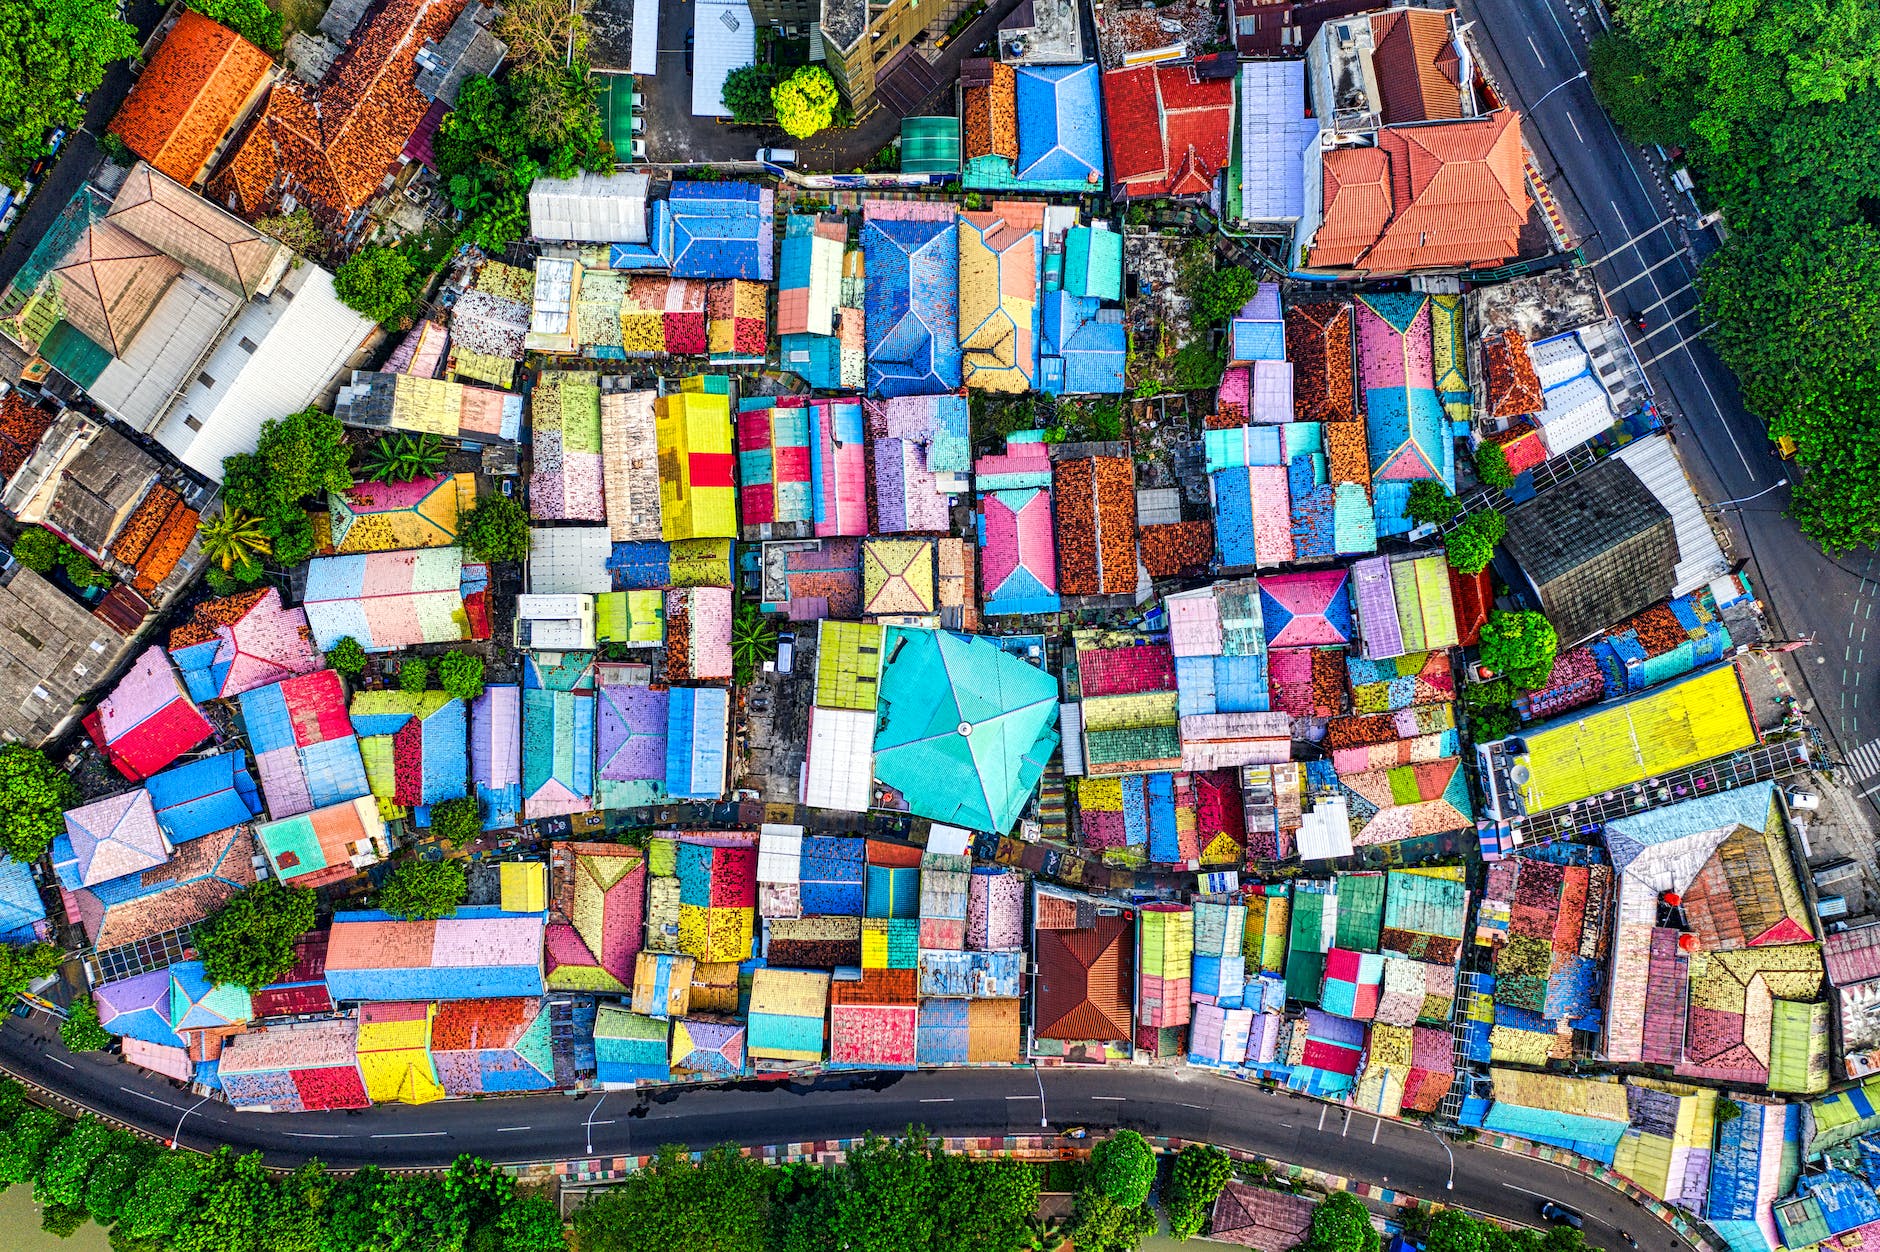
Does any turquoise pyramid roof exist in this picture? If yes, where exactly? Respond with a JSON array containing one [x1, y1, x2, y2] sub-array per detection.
[[873, 628, 1060, 834], [168, 960, 252, 1030]]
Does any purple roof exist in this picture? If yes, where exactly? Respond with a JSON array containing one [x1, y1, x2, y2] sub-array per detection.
[[597, 685, 668, 780]]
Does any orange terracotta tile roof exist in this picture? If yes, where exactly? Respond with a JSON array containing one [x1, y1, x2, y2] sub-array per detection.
[[208, 0, 468, 220], [1035, 911, 1134, 1042], [1311, 112, 1529, 273], [132, 502, 199, 595], [111, 485, 183, 567], [1369, 9, 1462, 125], [109, 12, 273, 187]]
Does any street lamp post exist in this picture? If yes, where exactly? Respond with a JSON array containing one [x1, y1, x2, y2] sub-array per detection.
[[1424, 1125, 1455, 1190], [584, 1091, 608, 1156], [1709, 478, 1789, 511], [1033, 1066, 1047, 1129], [168, 1096, 211, 1151], [1531, 69, 1588, 109]]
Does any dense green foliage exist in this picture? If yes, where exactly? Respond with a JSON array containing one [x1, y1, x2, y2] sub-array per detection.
[[360, 433, 447, 483], [0, 0, 139, 186], [1165, 1144, 1232, 1241], [195, 879, 318, 989], [399, 656, 430, 692], [0, 1089, 564, 1251], [1474, 442, 1515, 492], [1090, 1130, 1156, 1210], [185, 0, 281, 50], [1462, 676, 1521, 741], [1444, 509, 1507, 575], [57, 996, 110, 1052], [1068, 1184, 1157, 1252], [429, 796, 484, 848], [1589, 0, 1880, 549], [1299, 1191, 1380, 1252], [379, 859, 468, 920], [12, 526, 111, 588], [0, 941, 61, 1003], [1402, 1199, 1587, 1252], [327, 636, 367, 676], [0, 745, 77, 861], [1479, 609, 1560, 691], [335, 246, 423, 326], [724, 64, 785, 125], [198, 508, 272, 580], [1189, 265, 1261, 326], [1406, 480, 1462, 526], [462, 495, 533, 562], [434, 71, 611, 252], [576, 1133, 1043, 1252], [221, 407, 354, 574], [772, 66, 839, 140], [732, 603, 779, 686], [437, 650, 486, 701]]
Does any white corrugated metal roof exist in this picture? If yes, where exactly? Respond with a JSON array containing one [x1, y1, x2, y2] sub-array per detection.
[[1296, 795, 1353, 861], [1613, 435, 1728, 596], [1240, 62, 1316, 222], [151, 265, 372, 479], [528, 526, 613, 594], [529, 172, 650, 244], [803, 705, 873, 812], [630, 0, 659, 75], [1535, 372, 1613, 456], [692, 0, 755, 118], [1058, 702, 1085, 775], [758, 823, 804, 883]]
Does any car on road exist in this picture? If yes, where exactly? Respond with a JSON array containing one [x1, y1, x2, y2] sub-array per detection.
[[1540, 1203, 1584, 1229], [757, 147, 798, 167], [685, 28, 694, 75], [1787, 789, 1821, 811]]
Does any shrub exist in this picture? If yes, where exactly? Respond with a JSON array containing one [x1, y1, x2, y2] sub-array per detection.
[[1165, 1144, 1233, 1241], [378, 859, 467, 920], [58, 997, 111, 1053], [1406, 480, 1461, 526], [9, 527, 62, 573], [399, 658, 429, 692], [1474, 442, 1515, 492], [334, 246, 421, 326], [1443, 508, 1506, 575], [1479, 609, 1559, 691], [328, 637, 367, 676], [436, 651, 485, 701], [429, 796, 483, 848], [461, 496, 531, 563]]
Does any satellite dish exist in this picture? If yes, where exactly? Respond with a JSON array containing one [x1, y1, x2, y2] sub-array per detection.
[[1509, 763, 1531, 786]]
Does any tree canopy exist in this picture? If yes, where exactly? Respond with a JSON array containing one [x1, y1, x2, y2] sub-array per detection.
[[0, 0, 138, 186], [1479, 609, 1560, 691], [1188, 265, 1261, 326], [462, 495, 533, 562], [437, 650, 486, 701], [0, 745, 77, 861], [194, 879, 318, 989], [378, 859, 468, 920], [1165, 1144, 1232, 1241], [1406, 480, 1462, 526], [1474, 442, 1515, 492], [58, 996, 111, 1052], [1443, 508, 1506, 575], [185, 0, 280, 51], [327, 636, 367, 675], [429, 796, 484, 848], [0, 941, 62, 1003], [434, 70, 611, 251], [1590, 0, 1880, 550], [334, 246, 423, 326], [220, 407, 353, 574], [724, 63, 784, 125], [1298, 1191, 1380, 1252], [1089, 1130, 1156, 1209], [772, 66, 839, 140]]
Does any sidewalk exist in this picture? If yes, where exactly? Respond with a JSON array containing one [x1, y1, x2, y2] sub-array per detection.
[[801, 0, 1027, 170]]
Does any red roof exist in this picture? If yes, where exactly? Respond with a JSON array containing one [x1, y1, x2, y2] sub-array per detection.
[[1102, 65, 1234, 199], [1369, 8, 1463, 125], [109, 12, 272, 186], [1314, 148, 1394, 269], [1034, 910, 1134, 1042], [83, 696, 214, 782]]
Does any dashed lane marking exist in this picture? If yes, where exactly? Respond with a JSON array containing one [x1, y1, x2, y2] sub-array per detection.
[[371, 1132, 450, 1139]]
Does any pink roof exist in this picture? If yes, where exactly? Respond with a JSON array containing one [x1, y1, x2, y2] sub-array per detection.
[[814, 400, 869, 537], [434, 916, 546, 966], [62, 789, 170, 886], [1249, 465, 1292, 566], [83, 647, 212, 780], [1827, 925, 1880, 986], [980, 490, 1057, 598], [221, 589, 323, 696]]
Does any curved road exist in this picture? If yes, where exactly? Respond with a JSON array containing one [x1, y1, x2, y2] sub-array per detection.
[[4, 1014, 1675, 1249]]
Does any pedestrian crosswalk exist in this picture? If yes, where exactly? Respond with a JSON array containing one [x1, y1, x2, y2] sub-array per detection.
[[1843, 736, 1880, 779]]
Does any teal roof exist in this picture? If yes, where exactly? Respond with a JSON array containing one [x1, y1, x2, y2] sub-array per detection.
[[1064, 226, 1124, 302], [872, 628, 1060, 834]]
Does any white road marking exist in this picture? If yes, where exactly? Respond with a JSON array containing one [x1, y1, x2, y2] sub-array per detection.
[[46, 1055, 74, 1070], [1179, 1103, 1208, 1110], [1005, 1095, 1039, 1101], [1842, 735, 1880, 778], [371, 1132, 450, 1139], [119, 1087, 179, 1110], [1318, 1105, 1328, 1131], [496, 1126, 532, 1132], [1372, 1117, 1382, 1144], [1278, 1122, 1296, 1128], [1091, 1096, 1127, 1102], [918, 1098, 953, 1103], [283, 1132, 352, 1139], [1566, 111, 1584, 143], [1527, 35, 1546, 65], [1502, 1183, 1556, 1201]]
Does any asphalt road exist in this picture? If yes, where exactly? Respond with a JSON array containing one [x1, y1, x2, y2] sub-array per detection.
[[2, 1013, 1668, 1247], [1458, 0, 1880, 784]]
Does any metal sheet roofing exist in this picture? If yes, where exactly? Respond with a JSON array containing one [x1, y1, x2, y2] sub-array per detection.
[[864, 200, 962, 397]]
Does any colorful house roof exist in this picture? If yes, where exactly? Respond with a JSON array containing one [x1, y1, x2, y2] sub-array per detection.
[[596, 680, 668, 808], [1054, 454, 1137, 598], [255, 796, 390, 889], [1033, 885, 1134, 1043], [168, 587, 324, 702], [325, 908, 547, 1002], [1101, 64, 1235, 199], [208, 0, 468, 220], [747, 968, 829, 1064], [665, 686, 729, 800], [864, 200, 962, 397], [1209, 1182, 1318, 1251], [958, 202, 1042, 392], [0, 856, 46, 944], [470, 683, 521, 831], [976, 434, 1060, 615], [867, 395, 970, 533], [107, 12, 272, 187], [1352, 553, 1459, 659], [429, 997, 557, 1095], [595, 1003, 672, 1082], [219, 1018, 366, 1112], [71, 821, 254, 949], [167, 958, 252, 1029], [531, 370, 604, 521], [871, 626, 1060, 833], [55, 789, 171, 890], [737, 395, 813, 536], [706, 279, 767, 362], [665, 586, 733, 681], [356, 1000, 445, 1104], [656, 379, 736, 540], [778, 213, 845, 337], [599, 388, 661, 543], [140, 751, 259, 844], [662, 182, 775, 281], [863, 538, 937, 618], [250, 930, 334, 1018], [239, 669, 371, 820], [1039, 286, 1126, 396], [1259, 570, 1353, 648], [325, 473, 475, 552], [1012, 64, 1106, 188], [350, 689, 469, 814], [828, 971, 920, 1069], [82, 646, 213, 782], [302, 547, 469, 652], [672, 1016, 747, 1078], [522, 651, 595, 820], [547, 841, 646, 993]]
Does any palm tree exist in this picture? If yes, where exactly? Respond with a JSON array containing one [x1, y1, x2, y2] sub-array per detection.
[[197, 508, 272, 573], [361, 433, 448, 483], [731, 602, 779, 681]]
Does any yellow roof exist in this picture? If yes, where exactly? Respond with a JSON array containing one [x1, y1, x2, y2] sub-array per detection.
[[815, 620, 884, 710], [1516, 665, 1757, 811], [656, 388, 736, 540], [500, 861, 547, 913]]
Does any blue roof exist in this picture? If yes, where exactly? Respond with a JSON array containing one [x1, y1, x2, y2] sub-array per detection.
[[780, 333, 843, 389], [665, 686, 728, 800], [608, 540, 670, 590], [145, 753, 263, 843], [1231, 317, 1287, 363], [864, 212, 962, 397], [0, 856, 45, 944], [1014, 64, 1105, 185], [1040, 290, 1125, 396], [172, 638, 223, 703], [665, 182, 774, 280]]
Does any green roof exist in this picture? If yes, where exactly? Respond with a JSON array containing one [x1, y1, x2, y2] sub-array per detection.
[[815, 621, 884, 711], [41, 320, 110, 386], [1333, 872, 1386, 952], [900, 116, 961, 175], [871, 627, 1059, 834], [595, 74, 640, 156]]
